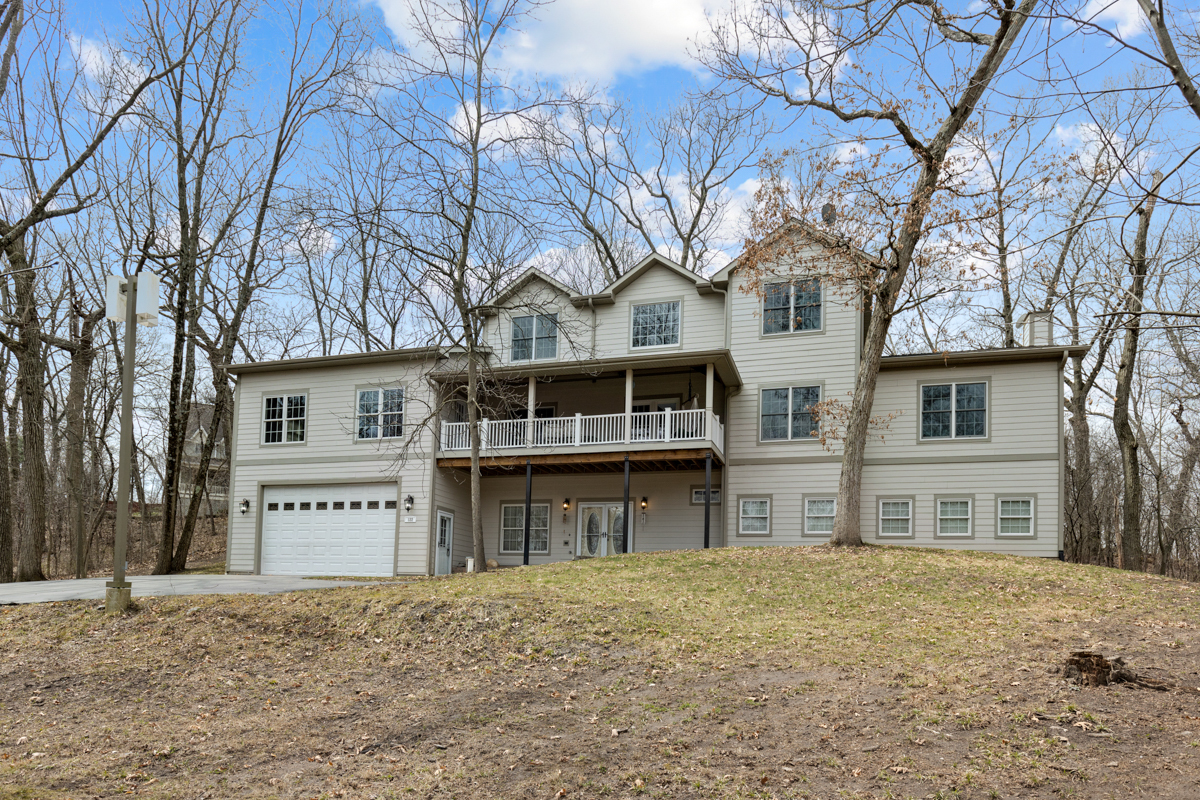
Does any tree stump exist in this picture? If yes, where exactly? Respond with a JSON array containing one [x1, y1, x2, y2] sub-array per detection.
[[1064, 651, 1138, 687]]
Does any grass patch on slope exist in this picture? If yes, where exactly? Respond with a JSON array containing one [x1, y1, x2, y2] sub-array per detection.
[[2, 545, 1199, 800]]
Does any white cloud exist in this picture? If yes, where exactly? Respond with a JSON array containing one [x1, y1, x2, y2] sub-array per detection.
[[373, 0, 719, 82], [1078, 0, 1145, 40], [69, 34, 146, 88]]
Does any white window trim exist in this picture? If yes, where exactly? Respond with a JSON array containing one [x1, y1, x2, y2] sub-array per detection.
[[758, 385, 823, 443], [877, 498, 913, 538], [761, 278, 823, 336], [499, 503, 551, 554], [803, 497, 837, 536], [919, 380, 989, 441], [629, 299, 682, 350], [690, 487, 722, 505], [356, 386, 405, 441], [262, 392, 308, 445], [738, 497, 771, 536], [997, 496, 1036, 538], [936, 497, 974, 538], [509, 313, 559, 362]]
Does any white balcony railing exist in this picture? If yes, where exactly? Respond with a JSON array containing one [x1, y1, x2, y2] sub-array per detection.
[[440, 408, 725, 454]]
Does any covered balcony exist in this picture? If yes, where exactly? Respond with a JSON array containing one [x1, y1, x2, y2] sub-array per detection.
[[434, 349, 739, 474]]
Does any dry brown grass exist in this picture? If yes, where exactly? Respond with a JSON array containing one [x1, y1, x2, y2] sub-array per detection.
[[2, 545, 1200, 798]]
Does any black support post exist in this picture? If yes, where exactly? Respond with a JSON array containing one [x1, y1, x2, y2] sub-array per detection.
[[622, 454, 630, 554], [704, 450, 711, 549], [523, 458, 532, 566]]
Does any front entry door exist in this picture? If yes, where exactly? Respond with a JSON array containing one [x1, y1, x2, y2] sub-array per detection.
[[435, 512, 454, 575], [578, 503, 633, 557]]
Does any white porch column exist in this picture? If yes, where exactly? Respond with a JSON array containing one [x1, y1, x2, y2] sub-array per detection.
[[624, 368, 633, 444], [526, 376, 536, 447], [705, 363, 715, 437]]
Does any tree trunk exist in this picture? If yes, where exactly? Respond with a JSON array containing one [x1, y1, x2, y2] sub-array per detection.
[[827, 0, 1038, 546], [1112, 172, 1162, 573], [64, 313, 102, 578], [3, 225, 48, 581], [0, 368, 11, 583], [170, 376, 230, 572], [1070, 393, 1099, 563]]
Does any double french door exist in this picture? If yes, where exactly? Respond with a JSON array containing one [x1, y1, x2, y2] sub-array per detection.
[[577, 503, 634, 557]]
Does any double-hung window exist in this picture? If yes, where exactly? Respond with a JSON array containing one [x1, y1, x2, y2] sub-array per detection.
[[760, 386, 821, 441], [921, 382, 987, 439], [631, 301, 680, 348], [500, 504, 549, 554], [511, 314, 558, 361], [805, 498, 836, 535], [357, 387, 404, 440], [937, 499, 972, 537], [763, 279, 821, 334], [998, 498, 1034, 536], [739, 498, 771, 535], [264, 394, 306, 444], [878, 499, 912, 537]]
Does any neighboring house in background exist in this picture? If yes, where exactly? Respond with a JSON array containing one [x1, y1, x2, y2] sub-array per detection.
[[179, 403, 230, 514], [224, 229, 1085, 577]]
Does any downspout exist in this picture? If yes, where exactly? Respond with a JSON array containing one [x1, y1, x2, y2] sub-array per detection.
[[711, 282, 732, 547], [1059, 348, 1068, 561], [225, 375, 239, 574], [587, 297, 597, 354]]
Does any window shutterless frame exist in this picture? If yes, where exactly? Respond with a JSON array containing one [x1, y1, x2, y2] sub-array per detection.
[[261, 392, 308, 445], [996, 495, 1036, 538], [510, 313, 558, 361], [355, 386, 404, 441], [759, 384, 822, 442], [877, 497, 914, 538], [499, 502, 551, 554], [935, 496, 974, 538], [629, 299, 682, 350], [738, 496, 771, 536], [918, 380, 989, 441], [802, 496, 837, 536], [690, 486, 722, 505], [761, 278, 823, 336]]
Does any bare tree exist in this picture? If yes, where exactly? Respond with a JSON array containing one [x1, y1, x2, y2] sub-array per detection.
[[535, 91, 767, 282], [343, 0, 564, 570], [705, 0, 1040, 546], [0, 0, 209, 580]]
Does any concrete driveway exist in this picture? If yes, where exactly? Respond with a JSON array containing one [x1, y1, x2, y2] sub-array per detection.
[[0, 575, 378, 605]]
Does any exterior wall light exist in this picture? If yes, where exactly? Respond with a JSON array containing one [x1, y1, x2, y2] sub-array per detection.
[[404, 494, 415, 512], [640, 497, 648, 510], [239, 498, 250, 515], [562, 498, 570, 511]]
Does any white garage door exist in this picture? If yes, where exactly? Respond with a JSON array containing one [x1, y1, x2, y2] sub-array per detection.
[[261, 484, 397, 577]]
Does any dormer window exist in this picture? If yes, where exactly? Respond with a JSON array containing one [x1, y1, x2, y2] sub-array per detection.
[[512, 314, 557, 361], [631, 301, 680, 348], [763, 279, 821, 334]]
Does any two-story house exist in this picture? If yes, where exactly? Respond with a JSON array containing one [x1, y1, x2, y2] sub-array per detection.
[[223, 233, 1083, 576]]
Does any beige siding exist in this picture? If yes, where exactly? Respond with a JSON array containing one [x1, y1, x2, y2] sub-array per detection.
[[592, 265, 724, 357], [477, 470, 723, 567], [866, 360, 1060, 459], [433, 467, 473, 568], [483, 279, 594, 364], [725, 270, 859, 459], [229, 359, 440, 576], [725, 459, 1058, 557]]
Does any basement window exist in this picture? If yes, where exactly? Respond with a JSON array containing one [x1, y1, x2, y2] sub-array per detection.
[[500, 504, 549, 554]]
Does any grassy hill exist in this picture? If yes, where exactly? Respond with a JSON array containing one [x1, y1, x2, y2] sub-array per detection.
[[2, 545, 1199, 799]]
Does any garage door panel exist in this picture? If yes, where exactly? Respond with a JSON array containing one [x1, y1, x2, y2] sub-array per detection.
[[261, 484, 397, 577]]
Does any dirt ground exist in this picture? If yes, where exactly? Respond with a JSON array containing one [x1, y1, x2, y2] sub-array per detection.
[[2, 546, 1199, 799]]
